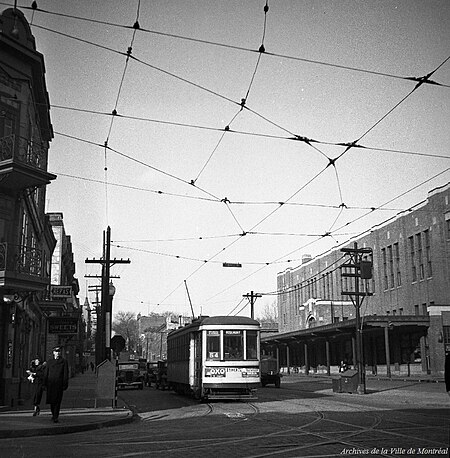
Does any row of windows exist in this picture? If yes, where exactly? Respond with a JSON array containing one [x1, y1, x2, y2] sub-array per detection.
[[167, 329, 259, 362], [408, 230, 432, 283], [380, 230, 432, 291], [382, 243, 401, 290], [206, 330, 258, 361]]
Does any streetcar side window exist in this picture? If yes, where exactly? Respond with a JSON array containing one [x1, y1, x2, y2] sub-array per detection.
[[246, 330, 258, 360], [224, 330, 243, 360], [206, 330, 220, 360]]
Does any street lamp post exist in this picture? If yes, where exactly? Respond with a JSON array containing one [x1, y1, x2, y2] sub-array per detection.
[[105, 281, 116, 360]]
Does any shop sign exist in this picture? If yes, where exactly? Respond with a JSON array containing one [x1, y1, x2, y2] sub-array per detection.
[[49, 317, 78, 334], [50, 285, 72, 298]]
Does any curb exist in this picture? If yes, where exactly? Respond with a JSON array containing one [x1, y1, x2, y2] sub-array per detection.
[[0, 410, 136, 439]]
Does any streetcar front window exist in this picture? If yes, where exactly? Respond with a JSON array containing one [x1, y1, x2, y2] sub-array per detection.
[[246, 330, 258, 360], [206, 330, 220, 360], [224, 330, 243, 360]]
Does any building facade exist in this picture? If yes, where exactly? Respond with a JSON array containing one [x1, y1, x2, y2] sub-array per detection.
[[266, 183, 450, 377], [137, 313, 191, 362], [0, 7, 57, 407], [43, 212, 83, 376]]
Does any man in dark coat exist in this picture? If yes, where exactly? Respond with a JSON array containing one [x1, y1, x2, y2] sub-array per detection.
[[44, 346, 69, 423]]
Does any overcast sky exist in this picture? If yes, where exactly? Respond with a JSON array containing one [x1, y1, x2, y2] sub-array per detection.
[[11, 0, 450, 319]]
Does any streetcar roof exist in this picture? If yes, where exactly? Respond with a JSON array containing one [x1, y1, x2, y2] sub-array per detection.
[[167, 315, 260, 337], [201, 316, 260, 326]]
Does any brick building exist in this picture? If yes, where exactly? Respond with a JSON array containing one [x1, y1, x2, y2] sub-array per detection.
[[264, 182, 450, 377]]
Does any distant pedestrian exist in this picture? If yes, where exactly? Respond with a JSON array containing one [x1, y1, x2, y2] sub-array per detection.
[[339, 360, 348, 373], [44, 346, 69, 423], [27, 355, 46, 416], [445, 352, 450, 397], [90, 361, 95, 372]]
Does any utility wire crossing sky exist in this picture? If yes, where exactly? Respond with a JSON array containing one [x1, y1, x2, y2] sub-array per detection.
[[8, 0, 449, 318]]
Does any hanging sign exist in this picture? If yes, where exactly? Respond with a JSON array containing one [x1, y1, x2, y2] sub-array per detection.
[[49, 317, 78, 334], [50, 285, 72, 298]]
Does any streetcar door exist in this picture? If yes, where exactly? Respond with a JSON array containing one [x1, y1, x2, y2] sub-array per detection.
[[193, 331, 202, 397]]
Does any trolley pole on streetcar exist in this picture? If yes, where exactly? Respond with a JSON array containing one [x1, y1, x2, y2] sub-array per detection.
[[243, 291, 262, 319], [340, 242, 373, 395]]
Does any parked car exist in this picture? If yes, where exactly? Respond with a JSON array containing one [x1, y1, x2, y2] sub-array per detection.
[[145, 361, 158, 387], [154, 360, 168, 390], [117, 362, 144, 390], [260, 356, 281, 388]]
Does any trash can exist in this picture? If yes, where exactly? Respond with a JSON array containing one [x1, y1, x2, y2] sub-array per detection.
[[340, 369, 359, 393], [332, 377, 342, 393]]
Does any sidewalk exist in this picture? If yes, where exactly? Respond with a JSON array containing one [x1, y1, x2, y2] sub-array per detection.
[[0, 370, 135, 438]]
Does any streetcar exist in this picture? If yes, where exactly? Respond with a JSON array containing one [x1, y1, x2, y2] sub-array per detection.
[[167, 315, 260, 400]]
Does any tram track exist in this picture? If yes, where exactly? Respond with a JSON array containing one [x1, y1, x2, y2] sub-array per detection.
[[77, 392, 447, 458]]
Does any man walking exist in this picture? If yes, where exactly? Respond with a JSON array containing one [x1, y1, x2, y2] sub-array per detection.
[[44, 346, 69, 423]]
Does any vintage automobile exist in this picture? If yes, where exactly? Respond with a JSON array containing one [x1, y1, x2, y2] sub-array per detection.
[[154, 360, 168, 390], [117, 361, 144, 390], [145, 361, 159, 387]]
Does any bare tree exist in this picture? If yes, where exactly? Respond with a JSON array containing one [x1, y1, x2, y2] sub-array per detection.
[[112, 311, 139, 352], [256, 301, 278, 328]]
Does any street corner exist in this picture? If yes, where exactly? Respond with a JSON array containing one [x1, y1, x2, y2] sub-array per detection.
[[0, 407, 136, 439]]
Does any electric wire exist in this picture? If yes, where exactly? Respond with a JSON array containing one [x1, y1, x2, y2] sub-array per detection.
[[49, 104, 450, 161], [16, 2, 450, 313], [17, 2, 450, 87]]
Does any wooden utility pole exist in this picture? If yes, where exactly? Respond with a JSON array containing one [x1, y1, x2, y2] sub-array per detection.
[[243, 291, 262, 319], [85, 226, 130, 364]]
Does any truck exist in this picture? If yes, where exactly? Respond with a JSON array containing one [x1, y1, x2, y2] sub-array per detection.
[[260, 355, 281, 388]]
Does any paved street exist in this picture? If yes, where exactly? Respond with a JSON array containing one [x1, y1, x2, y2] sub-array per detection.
[[1, 375, 448, 457]]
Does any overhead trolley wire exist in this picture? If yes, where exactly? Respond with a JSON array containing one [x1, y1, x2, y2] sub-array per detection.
[[103, 0, 141, 225], [54, 130, 222, 202], [22, 3, 450, 313], [50, 104, 450, 161], [21, 3, 450, 88]]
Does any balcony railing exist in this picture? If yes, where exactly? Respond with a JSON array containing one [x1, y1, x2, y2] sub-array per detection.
[[0, 242, 44, 277], [0, 134, 47, 170]]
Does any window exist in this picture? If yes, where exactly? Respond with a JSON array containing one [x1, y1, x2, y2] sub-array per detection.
[[382, 248, 388, 290], [388, 245, 394, 288], [394, 242, 401, 287], [417, 234, 424, 280], [0, 109, 15, 138], [224, 330, 243, 360], [443, 326, 450, 345], [424, 230, 432, 278], [409, 236, 416, 282], [246, 331, 258, 360], [206, 330, 220, 360]]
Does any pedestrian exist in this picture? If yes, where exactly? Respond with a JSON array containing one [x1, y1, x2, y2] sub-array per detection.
[[90, 361, 95, 372], [445, 352, 450, 397], [339, 360, 348, 373], [26, 355, 46, 416], [44, 346, 69, 423]]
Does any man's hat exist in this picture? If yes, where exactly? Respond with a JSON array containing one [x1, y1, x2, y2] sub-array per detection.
[[52, 346, 62, 351]]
